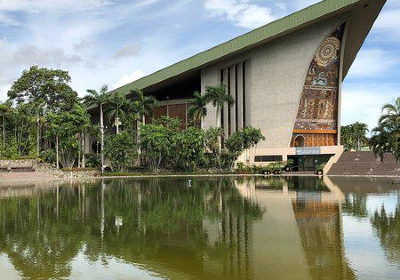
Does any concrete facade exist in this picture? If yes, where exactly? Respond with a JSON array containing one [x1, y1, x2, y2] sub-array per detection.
[[202, 15, 346, 149]]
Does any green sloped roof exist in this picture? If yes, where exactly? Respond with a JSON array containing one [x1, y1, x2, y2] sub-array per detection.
[[112, 0, 363, 95]]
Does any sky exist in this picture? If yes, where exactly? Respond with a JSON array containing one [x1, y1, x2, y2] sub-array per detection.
[[0, 0, 398, 132]]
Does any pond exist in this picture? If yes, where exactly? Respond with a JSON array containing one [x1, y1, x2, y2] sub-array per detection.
[[0, 176, 399, 279]]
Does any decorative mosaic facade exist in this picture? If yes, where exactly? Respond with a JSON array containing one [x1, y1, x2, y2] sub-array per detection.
[[292, 24, 345, 147]]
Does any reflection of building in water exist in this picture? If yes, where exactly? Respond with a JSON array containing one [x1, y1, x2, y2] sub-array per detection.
[[235, 177, 354, 279], [292, 198, 355, 280]]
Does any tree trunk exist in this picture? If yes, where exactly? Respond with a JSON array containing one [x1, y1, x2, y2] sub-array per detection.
[[56, 134, 59, 169], [100, 104, 105, 173], [78, 134, 81, 168], [36, 115, 40, 157], [116, 110, 119, 134], [82, 131, 86, 168], [216, 106, 222, 154], [2, 116, 5, 147], [137, 118, 141, 166]]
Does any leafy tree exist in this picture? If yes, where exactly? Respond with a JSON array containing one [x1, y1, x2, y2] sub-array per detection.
[[8, 66, 78, 156], [341, 122, 369, 151], [104, 132, 136, 172], [46, 104, 90, 168], [126, 89, 158, 165], [188, 91, 208, 127], [105, 91, 126, 134], [172, 127, 205, 171], [84, 85, 109, 172], [0, 100, 12, 149], [205, 127, 224, 167], [140, 122, 173, 171], [370, 97, 400, 161], [204, 84, 234, 128], [203, 84, 234, 152], [224, 127, 265, 171]]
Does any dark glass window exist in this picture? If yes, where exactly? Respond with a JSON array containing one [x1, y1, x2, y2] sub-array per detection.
[[242, 61, 246, 127], [254, 155, 283, 162]]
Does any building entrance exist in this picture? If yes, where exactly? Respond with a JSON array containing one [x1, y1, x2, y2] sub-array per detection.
[[288, 154, 333, 172]]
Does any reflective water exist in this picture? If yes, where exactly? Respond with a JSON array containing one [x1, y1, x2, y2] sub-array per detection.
[[0, 176, 400, 279]]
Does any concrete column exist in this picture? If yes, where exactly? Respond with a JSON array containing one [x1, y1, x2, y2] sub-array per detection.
[[237, 62, 244, 130], [223, 69, 229, 137], [230, 65, 236, 134]]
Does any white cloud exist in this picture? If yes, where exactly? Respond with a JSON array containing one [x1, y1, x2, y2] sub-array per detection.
[[113, 43, 140, 59], [347, 49, 400, 78], [204, 0, 274, 29], [0, 12, 20, 25], [13, 45, 83, 67], [112, 70, 145, 90], [275, 2, 287, 10], [341, 83, 400, 133], [0, 0, 113, 12], [373, 9, 400, 41]]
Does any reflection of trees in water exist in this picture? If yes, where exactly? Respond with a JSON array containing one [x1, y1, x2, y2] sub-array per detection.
[[371, 204, 400, 265], [0, 178, 264, 279], [342, 193, 368, 218]]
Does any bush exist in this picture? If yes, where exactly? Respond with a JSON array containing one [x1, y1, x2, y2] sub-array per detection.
[[104, 132, 137, 172], [172, 127, 205, 171], [85, 153, 100, 168], [40, 150, 56, 164]]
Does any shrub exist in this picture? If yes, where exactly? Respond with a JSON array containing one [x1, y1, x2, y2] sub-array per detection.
[[104, 132, 137, 172], [172, 127, 205, 171], [85, 153, 101, 168], [40, 150, 56, 164]]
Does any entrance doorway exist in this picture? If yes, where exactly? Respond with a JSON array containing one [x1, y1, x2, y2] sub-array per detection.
[[288, 154, 333, 172]]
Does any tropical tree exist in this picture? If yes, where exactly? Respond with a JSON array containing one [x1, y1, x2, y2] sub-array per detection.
[[203, 84, 234, 153], [0, 100, 12, 148], [224, 126, 265, 171], [104, 132, 136, 172], [353, 122, 369, 151], [188, 91, 208, 127], [172, 127, 205, 171], [341, 122, 369, 151], [370, 97, 400, 161], [341, 125, 354, 151], [7, 66, 77, 156], [204, 84, 234, 128], [205, 127, 224, 167], [47, 104, 91, 169], [83, 85, 109, 172], [105, 91, 126, 134], [127, 89, 158, 165]]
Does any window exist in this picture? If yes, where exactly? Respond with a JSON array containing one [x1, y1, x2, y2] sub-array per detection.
[[254, 155, 283, 162]]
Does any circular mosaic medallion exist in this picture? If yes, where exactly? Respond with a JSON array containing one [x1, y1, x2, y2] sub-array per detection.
[[315, 37, 340, 67]]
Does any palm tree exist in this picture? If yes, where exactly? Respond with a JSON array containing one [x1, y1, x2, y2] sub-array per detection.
[[379, 97, 400, 127], [370, 97, 400, 161], [105, 91, 126, 134], [341, 125, 354, 151], [188, 91, 207, 127], [203, 84, 234, 153], [83, 85, 109, 172], [204, 84, 234, 128], [127, 89, 158, 165], [370, 124, 392, 162], [352, 122, 369, 151]]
